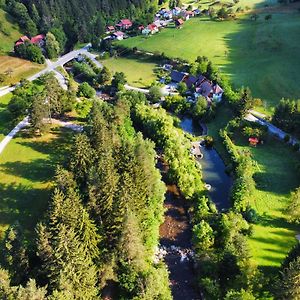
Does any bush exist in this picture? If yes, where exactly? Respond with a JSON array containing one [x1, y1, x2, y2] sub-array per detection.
[[204, 135, 214, 148], [293, 143, 300, 152], [243, 207, 259, 224], [77, 82, 96, 98], [284, 134, 290, 143]]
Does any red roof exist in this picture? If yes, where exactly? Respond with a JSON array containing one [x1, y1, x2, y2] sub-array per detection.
[[249, 137, 259, 143], [147, 24, 157, 31], [113, 31, 125, 37], [15, 36, 30, 46], [138, 25, 145, 30], [31, 34, 45, 44], [119, 19, 132, 26], [107, 26, 115, 31]]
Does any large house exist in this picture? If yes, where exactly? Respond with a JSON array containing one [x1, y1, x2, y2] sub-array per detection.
[[170, 70, 188, 83], [116, 19, 133, 30], [15, 34, 45, 48]]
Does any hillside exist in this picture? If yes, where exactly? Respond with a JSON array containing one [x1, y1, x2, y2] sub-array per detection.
[[0, 8, 22, 54]]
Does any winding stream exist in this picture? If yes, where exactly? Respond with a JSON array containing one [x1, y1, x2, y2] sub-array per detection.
[[179, 117, 232, 210]]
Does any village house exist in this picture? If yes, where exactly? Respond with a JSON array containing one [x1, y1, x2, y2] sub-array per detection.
[[116, 19, 133, 30], [170, 70, 188, 83], [15, 34, 45, 48], [147, 23, 159, 34], [172, 7, 182, 16], [193, 8, 201, 15], [111, 31, 125, 40], [106, 25, 115, 33], [175, 18, 184, 28]]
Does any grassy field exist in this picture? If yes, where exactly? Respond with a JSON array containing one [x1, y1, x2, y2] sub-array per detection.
[[0, 8, 22, 55], [233, 135, 300, 272], [119, 8, 300, 111], [0, 56, 44, 87], [0, 127, 74, 239], [101, 55, 158, 88]]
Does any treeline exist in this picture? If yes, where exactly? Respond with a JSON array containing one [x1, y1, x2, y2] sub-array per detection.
[[0, 97, 172, 299], [4, 0, 157, 49]]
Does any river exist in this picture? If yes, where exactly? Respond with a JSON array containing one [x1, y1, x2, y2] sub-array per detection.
[[179, 117, 232, 210]]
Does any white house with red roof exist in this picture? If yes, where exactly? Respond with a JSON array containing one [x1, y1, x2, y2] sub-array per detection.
[[116, 19, 133, 30]]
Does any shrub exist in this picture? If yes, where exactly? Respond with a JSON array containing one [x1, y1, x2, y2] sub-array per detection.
[[284, 134, 290, 143], [293, 143, 300, 152], [204, 135, 214, 148]]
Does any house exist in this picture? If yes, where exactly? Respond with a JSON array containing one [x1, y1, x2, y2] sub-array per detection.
[[112, 31, 125, 40], [170, 70, 187, 83], [193, 9, 201, 15], [15, 36, 30, 47], [153, 20, 163, 28], [249, 137, 259, 146], [194, 75, 206, 87], [142, 27, 151, 35], [172, 7, 182, 16], [30, 34, 46, 47], [186, 11, 195, 18], [175, 18, 184, 28], [184, 75, 198, 89], [15, 34, 45, 48], [116, 19, 133, 30], [196, 80, 213, 98], [212, 84, 224, 102], [147, 23, 159, 34], [106, 25, 115, 33], [138, 25, 145, 31]]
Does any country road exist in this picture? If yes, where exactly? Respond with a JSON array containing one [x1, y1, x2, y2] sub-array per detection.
[[0, 44, 102, 97]]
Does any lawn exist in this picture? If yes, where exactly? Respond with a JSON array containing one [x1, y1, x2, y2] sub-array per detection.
[[0, 127, 74, 239], [119, 9, 300, 112], [0, 56, 44, 87], [233, 135, 300, 271], [0, 8, 22, 55], [101, 55, 158, 88]]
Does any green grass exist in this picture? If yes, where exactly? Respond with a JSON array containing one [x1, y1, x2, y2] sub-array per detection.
[[0, 8, 22, 54], [101, 55, 158, 88], [233, 135, 300, 270], [0, 127, 74, 239], [119, 11, 300, 112]]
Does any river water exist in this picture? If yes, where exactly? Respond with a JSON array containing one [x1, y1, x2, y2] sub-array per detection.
[[179, 117, 232, 210]]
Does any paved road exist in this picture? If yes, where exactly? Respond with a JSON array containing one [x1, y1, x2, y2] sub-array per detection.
[[0, 116, 29, 154], [246, 112, 299, 146], [0, 44, 98, 97]]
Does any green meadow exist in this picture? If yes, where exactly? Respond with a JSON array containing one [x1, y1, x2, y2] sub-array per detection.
[[119, 8, 300, 111]]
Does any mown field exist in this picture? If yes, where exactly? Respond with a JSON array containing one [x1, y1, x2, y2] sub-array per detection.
[[0, 56, 44, 87], [101, 55, 158, 88], [0, 127, 74, 239], [233, 135, 300, 271], [119, 6, 300, 111]]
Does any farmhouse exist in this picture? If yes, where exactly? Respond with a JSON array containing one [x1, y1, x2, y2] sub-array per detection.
[[116, 19, 133, 30], [147, 24, 159, 34]]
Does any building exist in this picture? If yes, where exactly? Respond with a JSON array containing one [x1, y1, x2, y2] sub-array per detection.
[[112, 31, 125, 40], [170, 70, 188, 83], [147, 23, 159, 34], [212, 84, 224, 102], [116, 19, 133, 30], [106, 25, 115, 33], [175, 18, 184, 28], [15, 34, 45, 48]]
